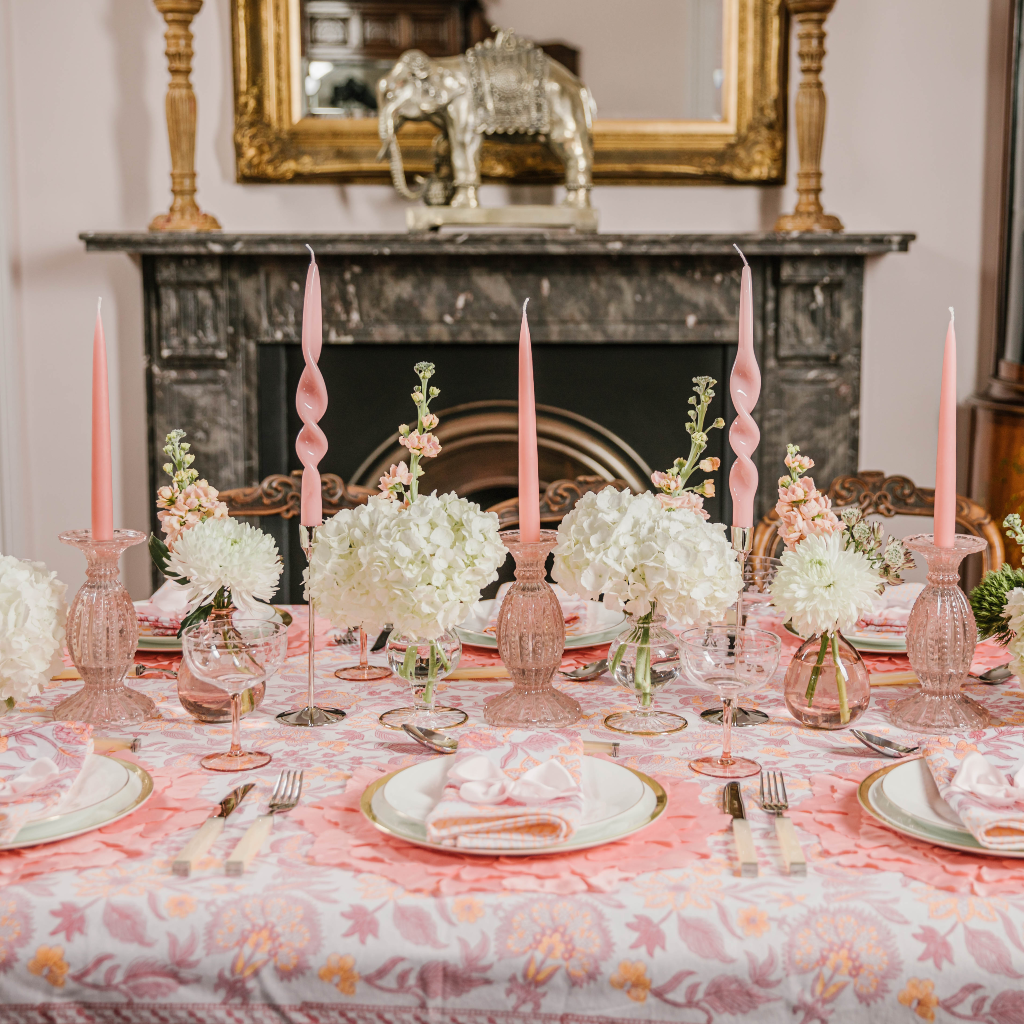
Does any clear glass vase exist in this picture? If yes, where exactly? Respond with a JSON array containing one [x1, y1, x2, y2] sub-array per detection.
[[605, 608, 686, 735], [783, 630, 870, 729], [176, 607, 266, 723], [380, 629, 466, 730], [891, 533, 990, 733], [53, 529, 157, 727], [484, 530, 582, 728]]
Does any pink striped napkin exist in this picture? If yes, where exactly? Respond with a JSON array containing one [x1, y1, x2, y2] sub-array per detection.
[[425, 727, 584, 850]]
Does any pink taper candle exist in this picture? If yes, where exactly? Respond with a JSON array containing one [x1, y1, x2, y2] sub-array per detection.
[[91, 298, 114, 541], [728, 246, 761, 529], [934, 307, 957, 548], [518, 298, 541, 543], [296, 246, 328, 527]]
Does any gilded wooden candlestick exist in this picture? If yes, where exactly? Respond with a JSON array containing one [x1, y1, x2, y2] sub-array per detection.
[[775, 0, 844, 233], [149, 0, 220, 232]]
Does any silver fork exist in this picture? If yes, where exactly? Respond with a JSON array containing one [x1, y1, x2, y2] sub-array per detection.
[[225, 770, 304, 876], [759, 771, 807, 877]]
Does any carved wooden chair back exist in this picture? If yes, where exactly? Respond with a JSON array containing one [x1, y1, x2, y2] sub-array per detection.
[[750, 471, 1005, 573], [217, 470, 373, 520], [487, 476, 630, 530]]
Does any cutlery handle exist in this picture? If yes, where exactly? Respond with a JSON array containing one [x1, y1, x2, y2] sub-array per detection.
[[225, 815, 273, 876], [775, 816, 807, 876], [731, 819, 758, 877], [172, 817, 224, 877]]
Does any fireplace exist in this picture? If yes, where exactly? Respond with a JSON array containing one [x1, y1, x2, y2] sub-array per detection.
[[82, 230, 913, 598]]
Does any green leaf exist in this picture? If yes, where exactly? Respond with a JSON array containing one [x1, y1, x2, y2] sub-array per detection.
[[177, 602, 213, 638]]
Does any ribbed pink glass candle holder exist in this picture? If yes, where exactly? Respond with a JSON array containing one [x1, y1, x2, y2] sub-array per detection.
[[54, 528, 157, 727], [891, 533, 990, 734], [484, 530, 582, 728]]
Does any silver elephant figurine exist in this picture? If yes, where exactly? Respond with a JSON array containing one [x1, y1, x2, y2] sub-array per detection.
[[377, 29, 596, 209]]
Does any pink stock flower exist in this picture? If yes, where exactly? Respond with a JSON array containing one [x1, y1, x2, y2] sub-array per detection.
[[657, 492, 710, 519], [700, 480, 715, 498], [775, 468, 841, 550], [651, 470, 679, 493], [400, 431, 442, 459], [699, 457, 721, 472], [378, 461, 413, 497], [421, 412, 439, 430], [157, 480, 228, 548], [778, 480, 813, 504], [785, 452, 815, 475]]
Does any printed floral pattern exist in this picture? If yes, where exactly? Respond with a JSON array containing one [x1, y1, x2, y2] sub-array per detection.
[[26, 945, 68, 988]]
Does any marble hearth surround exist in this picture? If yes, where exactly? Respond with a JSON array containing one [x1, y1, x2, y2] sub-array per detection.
[[82, 231, 913, 537]]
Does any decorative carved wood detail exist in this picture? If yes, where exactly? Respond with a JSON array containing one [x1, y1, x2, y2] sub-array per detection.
[[751, 470, 1006, 573], [486, 476, 629, 531], [219, 470, 374, 518], [774, 0, 843, 232], [149, 1, 221, 232]]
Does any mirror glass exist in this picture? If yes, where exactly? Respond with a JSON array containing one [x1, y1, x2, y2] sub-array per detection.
[[301, 0, 726, 123]]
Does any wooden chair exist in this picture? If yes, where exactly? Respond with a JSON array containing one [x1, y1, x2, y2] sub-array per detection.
[[487, 475, 630, 530], [217, 470, 373, 519], [751, 471, 1005, 573]]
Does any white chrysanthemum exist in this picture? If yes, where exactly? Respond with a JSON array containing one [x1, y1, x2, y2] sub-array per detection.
[[1003, 587, 1024, 677], [308, 495, 400, 636], [166, 516, 282, 615], [373, 492, 507, 639], [770, 532, 879, 636], [0, 555, 68, 704], [552, 488, 742, 622]]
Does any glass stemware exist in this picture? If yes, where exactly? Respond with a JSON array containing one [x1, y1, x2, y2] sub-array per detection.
[[679, 626, 781, 779], [335, 626, 392, 681], [380, 629, 466, 730], [182, 619, 288, 772]]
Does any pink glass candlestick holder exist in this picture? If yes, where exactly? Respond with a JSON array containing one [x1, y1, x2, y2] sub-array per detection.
[[484, 530, 582, 728], [54, 528, 157, 727], [891, 533, 990, 734]]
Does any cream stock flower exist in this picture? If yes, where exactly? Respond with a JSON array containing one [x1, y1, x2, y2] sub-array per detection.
[[400, 431, 442, 459], [769, 532, 879, 636], [553, 488, 741, 623], [656, 491, 709, 519], [0, 555, 68, 704], [378, 461, 413, 498], [166, 516, 282, 615], [1003, 587, 1024, 677]]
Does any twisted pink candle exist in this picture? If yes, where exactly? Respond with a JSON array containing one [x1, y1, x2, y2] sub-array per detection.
[[729, 246, 760, 529], [296, 246, 328, 527]]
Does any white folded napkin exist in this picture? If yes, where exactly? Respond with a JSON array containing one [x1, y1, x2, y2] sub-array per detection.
[[924, 746, 1024, 850], [0, 758, 59, 801], [425, 727, 585, 850]]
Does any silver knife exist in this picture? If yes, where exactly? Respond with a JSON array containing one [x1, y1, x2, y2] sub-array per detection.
[[172, 784, 254, 877], [723, 782, 758, 878]]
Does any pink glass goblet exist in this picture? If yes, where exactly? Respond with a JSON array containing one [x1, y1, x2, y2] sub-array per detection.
[[679, 626, 781, 779], [183, 619, 287, 772], [484, 530, 582, 728], [54, 528, 157, 727]]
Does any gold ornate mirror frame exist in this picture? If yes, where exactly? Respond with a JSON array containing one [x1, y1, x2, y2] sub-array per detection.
[[231, 0, 787, 185]]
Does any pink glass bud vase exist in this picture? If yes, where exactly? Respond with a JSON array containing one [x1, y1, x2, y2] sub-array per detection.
[[54, 528, 157, 727], [891, 533, 990, 734], [485, 530, 582, 728], [783, 631, 870, 729]]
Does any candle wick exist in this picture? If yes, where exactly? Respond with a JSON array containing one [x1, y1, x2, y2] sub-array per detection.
[[306, 243, 316, 264], [522, 297, 530, 316], [96, 297, 102, 315], [733, 243, 749, 268], [949, 306, 955, 322]]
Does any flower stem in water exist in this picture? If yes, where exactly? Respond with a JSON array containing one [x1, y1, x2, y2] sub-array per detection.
[[805, 632, 830, 706], [832, 631, 850, 724]]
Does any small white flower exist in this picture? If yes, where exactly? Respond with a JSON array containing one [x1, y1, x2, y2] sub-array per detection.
[[166, 517, 282, 615], [552, 488, 742, 623], [770, 532, 879, 636], [0, 555, 68, 703], [1003, 588, 1024, 676]]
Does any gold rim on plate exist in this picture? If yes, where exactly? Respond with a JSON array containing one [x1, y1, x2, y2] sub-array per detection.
[[360, 759, 668, 856]]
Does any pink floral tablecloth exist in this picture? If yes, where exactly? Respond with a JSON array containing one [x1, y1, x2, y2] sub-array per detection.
[[3, 610, 1024, 1023]]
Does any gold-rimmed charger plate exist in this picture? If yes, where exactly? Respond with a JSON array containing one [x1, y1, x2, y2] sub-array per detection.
[[360, 758, 668, 857], [857, 757, 1024, 858]]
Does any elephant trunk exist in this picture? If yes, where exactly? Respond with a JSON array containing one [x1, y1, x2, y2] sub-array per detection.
[[377, 111, 425, 202]]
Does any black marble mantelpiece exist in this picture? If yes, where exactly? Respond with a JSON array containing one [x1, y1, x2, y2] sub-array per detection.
[[83, 230, 914, 548]]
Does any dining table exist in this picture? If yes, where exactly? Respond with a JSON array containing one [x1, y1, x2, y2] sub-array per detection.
[[2, 608, 1024, 1024]]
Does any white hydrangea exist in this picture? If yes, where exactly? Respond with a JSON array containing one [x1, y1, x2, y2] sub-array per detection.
[[770, 531, 879, 636], [0, 555, 68, 704], [552, 488, 742, 623], [166, 516, 282, 615], [308, 495, 400, 637], [1003, 587, 1024, 677], [373, 492, 507, 639]]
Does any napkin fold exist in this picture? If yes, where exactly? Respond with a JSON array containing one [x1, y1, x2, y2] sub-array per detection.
[[0, 722, 93, 844], [924, 746, 1024, 850], [425, 727, 584, 850]]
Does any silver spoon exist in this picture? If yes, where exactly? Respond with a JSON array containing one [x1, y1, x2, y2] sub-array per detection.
[[402, 723, 459, 754], [559, 659, 608, 681], [969, 663, 1013, 684], [851, 729, 920, 758]]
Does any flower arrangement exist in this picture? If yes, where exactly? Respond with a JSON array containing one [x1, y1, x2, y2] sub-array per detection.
[[0, 555, 68, 710], [969, 513, 1024, 675], [553, 487, 742, 705], [377, 362, 442, 503], [770, 446, 912, 723], [153, 430, 228, 548], [650, 376, 724, 518]]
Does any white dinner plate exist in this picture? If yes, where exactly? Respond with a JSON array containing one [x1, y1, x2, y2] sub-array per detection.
[[784, 621, 907, 654], [858, 757, 1024, 857], [137, 635, 183, 651], [1, 756, 155, 851], [455, 598, 625, 650], [362, 755, 667, 856]]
